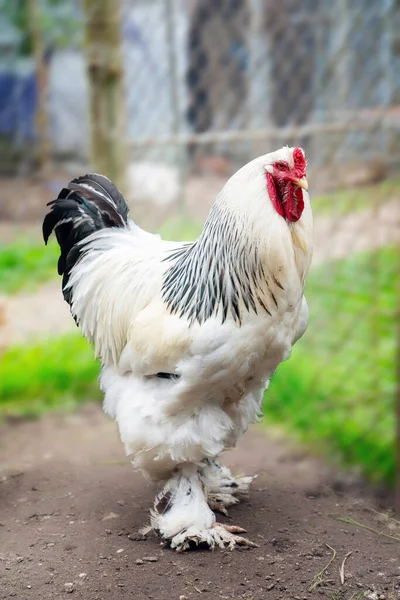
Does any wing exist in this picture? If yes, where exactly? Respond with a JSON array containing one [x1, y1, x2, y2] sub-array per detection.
[[66, 224, 186, 366]]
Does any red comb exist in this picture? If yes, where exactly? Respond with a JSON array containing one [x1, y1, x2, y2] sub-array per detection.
[[293, 147, 306, 170]]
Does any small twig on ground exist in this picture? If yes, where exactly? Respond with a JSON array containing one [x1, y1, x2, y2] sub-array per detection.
[[336, 517, 400, 542], [185, 580, 203, 595], [339, 550, 353, 584], [368, 508, 400, 526], [309, 543, 337, 591], [348, 592, 367, 600]]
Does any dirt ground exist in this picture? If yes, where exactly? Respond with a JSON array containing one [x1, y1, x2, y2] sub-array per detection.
[[0, 404, 398, 600], [0, 171, 399, 599]]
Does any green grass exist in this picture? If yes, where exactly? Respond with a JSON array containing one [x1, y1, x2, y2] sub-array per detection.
[[158, 215, 202, 241], [263, 245, 398, 485], [1, 177, 398, 296], [0, 334, 100, 419], [0, 238, 60, 295], [311, 177, 400, 215]]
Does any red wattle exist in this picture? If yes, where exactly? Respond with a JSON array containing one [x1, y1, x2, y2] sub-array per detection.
[[286, 184, 304, 222], [266, 172, 284, 218], [266, 173, 304, 223]]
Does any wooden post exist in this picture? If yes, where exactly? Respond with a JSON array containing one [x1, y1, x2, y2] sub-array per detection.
[[28, 0, 51, 174], [83, 0, 127, 192]]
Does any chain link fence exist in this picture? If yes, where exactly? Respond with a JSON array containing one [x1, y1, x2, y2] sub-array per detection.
[[0, 0, 399, 494]]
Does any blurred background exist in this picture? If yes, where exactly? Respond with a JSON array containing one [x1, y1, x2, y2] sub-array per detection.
[[0, 0, 399, 502]]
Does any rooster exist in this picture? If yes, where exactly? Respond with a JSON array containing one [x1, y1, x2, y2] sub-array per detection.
[[43, 146, 312, 551]]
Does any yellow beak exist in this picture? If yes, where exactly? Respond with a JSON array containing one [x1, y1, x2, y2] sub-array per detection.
[[294, 177, 308, 192]]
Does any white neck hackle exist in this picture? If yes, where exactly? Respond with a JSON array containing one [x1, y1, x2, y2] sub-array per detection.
[[162, 148, 313, 325]]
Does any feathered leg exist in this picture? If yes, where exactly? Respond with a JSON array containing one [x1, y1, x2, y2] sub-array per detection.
[[201, 459, 256, 516], [150, 463, 258, 551]]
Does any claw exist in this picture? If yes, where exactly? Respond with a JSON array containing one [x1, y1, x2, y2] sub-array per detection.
[[209, 500, 229, 516], [214, 522, 259, 547], [214, 523, 247, 534], [170, 523, 258, 551], [233, 535, 260, 548]]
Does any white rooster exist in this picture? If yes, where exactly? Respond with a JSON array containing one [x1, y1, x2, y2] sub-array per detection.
[[43, 146, 312, 551]]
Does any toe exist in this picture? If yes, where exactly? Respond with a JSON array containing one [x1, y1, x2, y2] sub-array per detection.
[[216, 523, 248, 534], [234, 535, 260, 548], [209, 500, 229, 516]]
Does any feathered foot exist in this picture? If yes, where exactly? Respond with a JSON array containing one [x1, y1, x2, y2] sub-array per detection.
[[201, 459, 256, 515], [171, 522, 259, 552], [150, 465, 258, 551]]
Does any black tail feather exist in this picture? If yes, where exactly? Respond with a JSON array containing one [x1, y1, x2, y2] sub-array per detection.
[[43, 173, 129, 303]]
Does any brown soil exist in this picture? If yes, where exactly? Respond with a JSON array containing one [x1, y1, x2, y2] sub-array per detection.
[[0, 404, 398, 600]]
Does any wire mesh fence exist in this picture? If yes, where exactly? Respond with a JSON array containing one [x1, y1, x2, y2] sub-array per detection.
[[0, 0, 399, 495]]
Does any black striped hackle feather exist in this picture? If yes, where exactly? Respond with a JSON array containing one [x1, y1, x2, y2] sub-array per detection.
[[42, 173, 129, 304], [162, 200, 281, 326]]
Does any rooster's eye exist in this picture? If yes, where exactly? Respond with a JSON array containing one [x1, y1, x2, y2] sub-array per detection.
[[276, 162, 287, 171]]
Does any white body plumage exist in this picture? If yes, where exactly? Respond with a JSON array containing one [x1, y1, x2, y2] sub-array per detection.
[[53, 147, 313, 549]]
